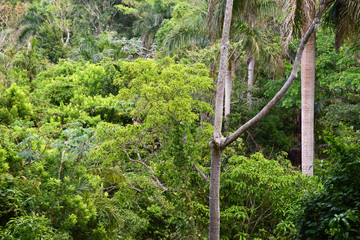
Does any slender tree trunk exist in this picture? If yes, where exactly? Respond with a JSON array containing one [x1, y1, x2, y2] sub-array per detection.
[[301, 32, 315, 176], [247, 55, 255, 106], [225, 59, 236, 118], [209, 142, 223, 239], [64, 27, 70, 46], [224, 67, 232, 117], [209, 0, 234, 238], [301, 0, 316, 176]]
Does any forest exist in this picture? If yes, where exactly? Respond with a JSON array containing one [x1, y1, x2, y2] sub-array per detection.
[[0, 0, 359, 239]]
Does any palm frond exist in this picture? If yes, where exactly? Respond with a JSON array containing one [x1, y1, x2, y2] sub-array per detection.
[[325, 0, 360, 51], [162, 0, 208, 53]]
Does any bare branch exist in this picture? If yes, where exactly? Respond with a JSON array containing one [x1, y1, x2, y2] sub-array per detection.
[[124, 148, 168, 192], [126, 182, 148, 192], [193, 163, 209, 181]]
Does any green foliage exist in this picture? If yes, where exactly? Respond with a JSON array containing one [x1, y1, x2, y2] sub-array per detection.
[[34, 59, 121, 99], [72, 32, 129, 63], [0, 123, 141, 239], [220, 152, 314, 239], [90, 58, 215, 238], [316, 30, 360, 103], [0, 84, 33, 124], [291, 126, 360, 239], [37, 23, 67, 63], [155, 0, 208, 53], [315, 29, 360, 132], [228, 77, 299, 155], [1, 2, 360, 238], [0, 214, 66, 240], [116, 58, 213, 127], [71, 0, 130, 37], [0, 147, 9, 174], [132, 0, 176, 47], [29, 59, 129, 126], [11, 38, 48, 83], [70, 94, 132, 125]]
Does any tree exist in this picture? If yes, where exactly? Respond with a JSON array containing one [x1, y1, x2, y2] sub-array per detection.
[[37, 23, 67, 63], [0, 2, 29, 48], [209, 0, 234, 237], [208, 0, 332, 238], [209, 0, 282, 116], [301, 0, 316, 176], [282, 0, 316, 176], [11, 38, 47, 84], [325, 0, 360, 52], [283, 0, 360, 175], [132, 0, 175, 48]]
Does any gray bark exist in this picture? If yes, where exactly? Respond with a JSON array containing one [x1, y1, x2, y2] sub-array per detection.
[[209, 0, 234, 238], [247, 56, 255, 106], [301, 0, 316, 176], [209, 142, 223, 240], [224, 69, 232, 117]]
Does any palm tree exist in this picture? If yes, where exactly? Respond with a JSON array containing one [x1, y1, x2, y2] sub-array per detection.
[[232, 19, 282, 107], [283, 0, 360, 175], [283, 0, 316, 175], [11, 38, 47, 84], [161, 0, 209, 53], [18, 1, 47, 45], [133, 0, 175, 48], [325, 0, 360, 52], [301, 1, 316, 176], [161, 0, 281, 117]]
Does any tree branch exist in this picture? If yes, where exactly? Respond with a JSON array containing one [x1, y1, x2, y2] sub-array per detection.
[[317, 84, 360, 103], [124, 148, 168, 192], [193, 163, 209, 181]]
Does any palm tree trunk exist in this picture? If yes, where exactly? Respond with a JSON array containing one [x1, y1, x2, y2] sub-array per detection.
[[225, 59, 236, 118], [224, 67, 232, 117], [301, 32, 315, 176], [301, 0, 316, 176], [247, 55, 255, 106]]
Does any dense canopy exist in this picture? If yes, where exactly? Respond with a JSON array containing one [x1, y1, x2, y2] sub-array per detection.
[[0, 0, 359, 239]]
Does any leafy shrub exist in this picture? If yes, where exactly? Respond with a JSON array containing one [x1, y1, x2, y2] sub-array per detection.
[[0, 214, 65, 240], [0, 84, 33, 124], [220, 152, 314, 239], [37, 23, 68, 63], [291, 126, 360, 239]]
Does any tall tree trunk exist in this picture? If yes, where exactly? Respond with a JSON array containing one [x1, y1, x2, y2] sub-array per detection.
[[301, 33, 315, 175], [225, 59, 236, 119], [224, 66, 232, 117], [247, 55, 255, 106], [209, 0, 234, 238], [301, 0, 316, 176]]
